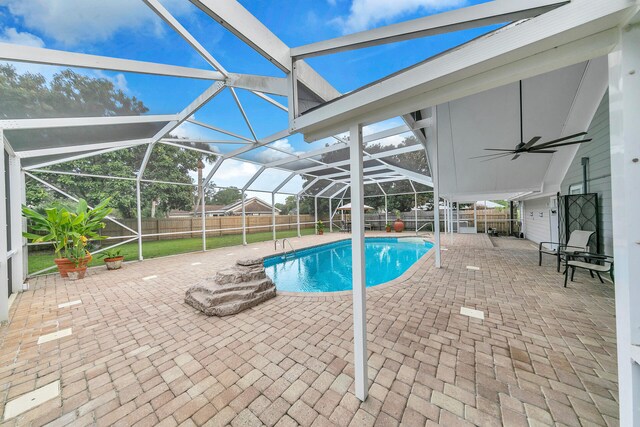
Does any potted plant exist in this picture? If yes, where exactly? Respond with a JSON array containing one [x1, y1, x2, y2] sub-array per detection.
[[393, 210, 405, 233], [316, 220, 325, 235], [385, 222, 392, 233], [22, 198, 111, 278], [99, 248, 125, 270]]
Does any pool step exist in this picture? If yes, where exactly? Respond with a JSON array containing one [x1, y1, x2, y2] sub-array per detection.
[[185, 257, 276, 316]]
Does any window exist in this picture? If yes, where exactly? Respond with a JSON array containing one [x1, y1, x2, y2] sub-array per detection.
[[569, 183, 583, 195]]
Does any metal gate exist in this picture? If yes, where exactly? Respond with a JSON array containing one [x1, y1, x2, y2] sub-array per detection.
[[558, 193, 600, 253]]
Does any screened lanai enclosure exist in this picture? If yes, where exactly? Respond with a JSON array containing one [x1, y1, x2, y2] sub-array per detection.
[[4, 113, 435, 277], [1, 0, 640, 424]]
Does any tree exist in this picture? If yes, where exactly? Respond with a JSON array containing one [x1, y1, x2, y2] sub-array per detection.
[[208, 187, 243, 206], [1, 65, 216, 217], [26, 143, 216, 218], [0, 65, 147, 118]]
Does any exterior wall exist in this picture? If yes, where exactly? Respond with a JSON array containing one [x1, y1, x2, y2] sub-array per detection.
[[560, 93, 612, 255], [522, 196, 551, 246]]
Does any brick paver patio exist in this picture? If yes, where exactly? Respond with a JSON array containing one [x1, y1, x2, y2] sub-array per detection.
[[0, 233, 617, 426]]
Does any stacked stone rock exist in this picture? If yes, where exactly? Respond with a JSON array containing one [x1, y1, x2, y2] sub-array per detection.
[[185, 257, 276, 316]]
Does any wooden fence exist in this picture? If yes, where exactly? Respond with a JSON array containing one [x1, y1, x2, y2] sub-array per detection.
[[102, 214, 317, 241], [354, 209, 515, 233]]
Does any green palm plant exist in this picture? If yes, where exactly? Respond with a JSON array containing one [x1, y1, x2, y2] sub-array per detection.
[[22, 198, 112, 266]]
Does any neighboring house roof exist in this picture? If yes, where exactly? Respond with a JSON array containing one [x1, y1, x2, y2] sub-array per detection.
[[223, 197, 281, 214], [170, 198, 280, 217]]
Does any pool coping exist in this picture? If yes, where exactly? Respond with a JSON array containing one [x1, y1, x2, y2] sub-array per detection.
[[274, 236, 437, 299]]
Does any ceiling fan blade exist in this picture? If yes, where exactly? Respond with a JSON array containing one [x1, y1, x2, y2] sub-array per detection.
[[533, 132, 588, 149], [470, 152, 513, 159], [483, 148, 516, 152], [526, 150, 557, 154], [480, 153, 515, 162], [511, 154, 520, 161], [522, 136, 542, 151], [533, 139, 592, 150]]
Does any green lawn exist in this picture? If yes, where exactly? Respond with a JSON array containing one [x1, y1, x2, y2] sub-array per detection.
[[28, 228, 316, 275]]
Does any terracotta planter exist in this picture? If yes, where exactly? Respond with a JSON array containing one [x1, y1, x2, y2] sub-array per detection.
[[385, 226, 391, 233], [66, 266, 87, 281], [104, 256, 124, 270], [394, 219, 405, 233], [54, 255, 92, 278], [317, 230, 324, 235]]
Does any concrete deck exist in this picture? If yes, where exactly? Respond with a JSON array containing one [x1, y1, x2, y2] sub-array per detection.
[[0, 233, 617, 426]]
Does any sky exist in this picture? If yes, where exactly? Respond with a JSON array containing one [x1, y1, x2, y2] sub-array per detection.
[[0, 0, 495, 203]]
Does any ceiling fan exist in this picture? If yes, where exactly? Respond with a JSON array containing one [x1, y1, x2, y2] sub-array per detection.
[[471, 81, 592, 161]]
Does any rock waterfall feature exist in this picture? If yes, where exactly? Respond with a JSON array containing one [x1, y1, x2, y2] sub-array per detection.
[[185, 257, 276, 316]]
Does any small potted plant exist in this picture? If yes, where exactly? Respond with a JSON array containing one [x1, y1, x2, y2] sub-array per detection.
[[393, 210, 405, 233], [22, 198, 111, 278], [66, 236, 90, 280], [100, 248, 125, 270], [316, 220, 325, 235], [385, 222, 392, 233]]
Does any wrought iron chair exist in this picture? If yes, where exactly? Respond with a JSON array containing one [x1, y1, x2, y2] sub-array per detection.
[[539, 230, 595, 272]]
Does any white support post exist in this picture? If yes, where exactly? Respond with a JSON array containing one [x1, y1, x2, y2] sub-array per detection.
[[314, 197, 318, 234], [296, 196, 301, 238], [20, 170, 27, 280], [414, 191, 418, 236], [0, 135, 8, 322], [384, 195, 388, 226], [8, 153, 24, 293], [329, 198, 333, 232], [450, 201, 454, 233], [609, 15, 640, 426], [349, 122, 368, 401], [136, 180, 143, 261], [484, 201, 488, 233], [201, 179, 206, 252], [242, 191, 247, 246], [136, 141, 155, 262], [473, 203, 477, 233], [427, 108, 441, 268], [443, 200, 447, 235], [456, 202, 460, 233], [444, 200, 448, 235], [272, 192, 277, 241]]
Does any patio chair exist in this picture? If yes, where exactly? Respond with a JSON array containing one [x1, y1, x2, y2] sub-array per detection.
[[539, 230, 595, 272], [564, 253, 614, 287]]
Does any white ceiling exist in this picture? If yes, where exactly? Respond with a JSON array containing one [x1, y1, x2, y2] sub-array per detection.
[[429, 58, 608, 201]]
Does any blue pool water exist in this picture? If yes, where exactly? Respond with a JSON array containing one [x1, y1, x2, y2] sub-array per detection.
[[264, 237, 433, 292]]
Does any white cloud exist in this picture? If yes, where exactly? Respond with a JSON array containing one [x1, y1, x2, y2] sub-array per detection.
[[255, 139, 302, 164], [363, 121, 410, 147], [92, 69, 130, 94], [333, 0, 468, 33], [0, 27, 135, 93], [208, 159, 259, 188], [171, 121, 210, 140], [0, 26, 44, 47], [0, 0, 194, 46], [0, 27, 63, 79]]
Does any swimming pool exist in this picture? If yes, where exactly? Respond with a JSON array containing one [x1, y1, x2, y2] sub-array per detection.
[[264, 237, 433, 293]]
